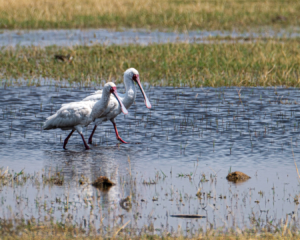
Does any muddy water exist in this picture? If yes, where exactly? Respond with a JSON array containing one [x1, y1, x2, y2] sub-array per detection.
[[1, 83, 300, 234], [0, 28, 299, 47]]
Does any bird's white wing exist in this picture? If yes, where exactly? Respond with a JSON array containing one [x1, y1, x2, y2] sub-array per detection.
[[44, 101, 94, 130], [61, 101, 78, 107], [82, 90, 103, 101], [59, 90, 103, 107]]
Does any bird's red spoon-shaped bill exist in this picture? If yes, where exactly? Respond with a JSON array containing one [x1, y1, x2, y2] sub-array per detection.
[[134, 75, 151, 109], [110, 87, 128, 115]]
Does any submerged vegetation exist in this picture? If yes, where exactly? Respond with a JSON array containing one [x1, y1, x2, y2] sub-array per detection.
[[1, 39, 300, 87], [0, 0, 299, 30], [0, 165, 300, 240]]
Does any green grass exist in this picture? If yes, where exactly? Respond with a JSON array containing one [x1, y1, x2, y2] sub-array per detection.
[[1, 0, 300, 30], [2, 39, 300, 87]]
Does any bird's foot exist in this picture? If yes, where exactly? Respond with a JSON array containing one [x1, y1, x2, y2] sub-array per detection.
[[117, 137, 129, 144]]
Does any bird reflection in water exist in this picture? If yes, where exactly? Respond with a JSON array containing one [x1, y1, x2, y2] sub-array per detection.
[[42, 148, 132, 206]]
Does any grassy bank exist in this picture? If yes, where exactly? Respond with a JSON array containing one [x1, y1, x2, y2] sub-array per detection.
[[1, 40, 300, 87], [0, 0, 299, 30], [1, 230, 300, 240]]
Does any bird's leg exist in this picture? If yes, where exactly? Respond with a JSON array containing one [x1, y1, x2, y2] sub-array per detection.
[[63, 130, 75, 150], [88, 125, 97, 144], [111, 119, 128, 144], [79, 133, 90, 150]]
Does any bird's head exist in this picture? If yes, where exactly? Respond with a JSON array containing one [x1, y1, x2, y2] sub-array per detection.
[[124, 68, 151, 109], [104, 82, 128, 115]]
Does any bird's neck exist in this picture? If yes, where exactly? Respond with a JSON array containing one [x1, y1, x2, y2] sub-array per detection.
[[122, 78, 136, 109], [91, 91, 110, 119]]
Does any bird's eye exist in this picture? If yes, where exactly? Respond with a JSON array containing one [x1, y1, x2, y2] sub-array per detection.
[[132, 74, 137, 80]]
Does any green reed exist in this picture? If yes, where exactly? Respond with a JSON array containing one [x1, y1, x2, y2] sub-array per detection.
[[2, 39, 300, 87]]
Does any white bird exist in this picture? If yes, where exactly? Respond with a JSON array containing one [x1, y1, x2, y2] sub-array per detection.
[[83, 68, 151, 144], [43, 82, 128, 150]]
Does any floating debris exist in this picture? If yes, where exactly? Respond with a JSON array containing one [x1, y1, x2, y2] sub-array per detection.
[[79, 174, 89, 185], [226, 171, 250, 183], [143, 180, 156, 185], [119, 196, 132, 211], [53, 178, 63, 186], [152, 197, 158, 201], [92, 176, 115, 189], [170, 214, 206, 218], [79, 179, 85, 185], [196, 189, 202, 198]]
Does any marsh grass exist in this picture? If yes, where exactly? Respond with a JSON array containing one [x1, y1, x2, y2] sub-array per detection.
[[0, 0, 300, 30], [2, 40, 300, 87], [1, 228, 300, 240]]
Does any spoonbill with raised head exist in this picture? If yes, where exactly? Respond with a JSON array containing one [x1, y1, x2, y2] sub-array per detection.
[[43, 82, 128, 150], [83, 68, 151, 144]]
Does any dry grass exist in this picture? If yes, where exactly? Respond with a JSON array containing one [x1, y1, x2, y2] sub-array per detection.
[[0, 0, 299, 30], [1, 39, 300, 87], [1, 225, 300, 240]]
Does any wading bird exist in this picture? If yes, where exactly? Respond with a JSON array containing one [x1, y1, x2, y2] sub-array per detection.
[[83, 68, 151, 144], [43, 82, 128, 150]]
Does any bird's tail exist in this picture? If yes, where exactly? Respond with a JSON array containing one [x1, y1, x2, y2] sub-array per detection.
[[43, 114, 57, 130]]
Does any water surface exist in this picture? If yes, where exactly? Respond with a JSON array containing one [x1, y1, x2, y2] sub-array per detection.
[[1, 28, 299, 47], [0, 84, 300, 234]]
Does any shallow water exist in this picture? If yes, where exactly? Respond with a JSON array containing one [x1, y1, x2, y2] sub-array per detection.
[[0, 28, 299, 47], [1, 84, 300, 234]]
